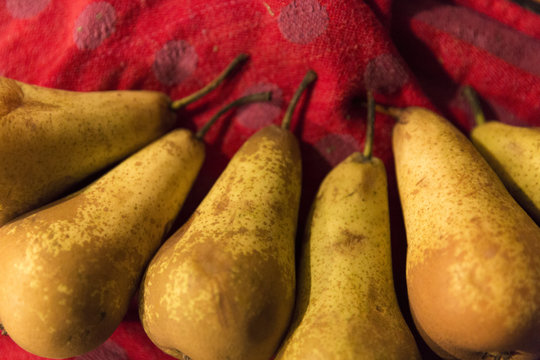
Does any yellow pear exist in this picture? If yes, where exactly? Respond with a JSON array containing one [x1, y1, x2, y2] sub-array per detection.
[[0, 89, 270, 359], [463, 86, 540, 224], [389, 105, 540, 360], [275, 92, 421, 360], [0, 128, 204, 358], [139, 70, 317, 360], [0, 54, 246, 226]]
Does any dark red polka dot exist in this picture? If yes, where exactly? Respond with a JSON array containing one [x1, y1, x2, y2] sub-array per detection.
[[315, 133, 360, 166], [73, 2, 116, 50], [364, 54, 409, 94], [75, 340, 128, 360], [236, 83, 283, 129], [152, 40, 198, 86], [278, 0, 329, 44], [6, 0, 50, 19]]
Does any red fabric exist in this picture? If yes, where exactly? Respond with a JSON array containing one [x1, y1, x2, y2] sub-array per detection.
[[0, 0, 538, 359], [452, 0, 540, 39]]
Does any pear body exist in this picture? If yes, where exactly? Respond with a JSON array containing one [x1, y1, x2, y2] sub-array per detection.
[[393, 108, 540, 359], [0, 129, 204, 358], [276, 153, 420, 360], [140, 125, 301, 360], [471, 121, 540, 224], [0, 77, 175, 225]]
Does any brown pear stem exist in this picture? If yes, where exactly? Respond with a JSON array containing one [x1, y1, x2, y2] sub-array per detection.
[[363, 90, 375, 160], [170, 53, 249, 111], [281, 70, 318, 130], [462, 85, 486, 126], [195, 91, 272, 140], [372, 103, 404, 119]]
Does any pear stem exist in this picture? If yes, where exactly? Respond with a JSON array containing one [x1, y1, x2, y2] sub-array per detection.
[[363, 90, 375, 160], [170, 53, 249, 111], [195, 92, 272, 140], [372, 103, 404, 119], [463, 85, 486, 126], [462, 85, 486, 126], [281, 70, 318, 130]]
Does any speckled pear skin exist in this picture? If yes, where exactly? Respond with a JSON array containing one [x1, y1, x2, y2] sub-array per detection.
[[471, 121, 540, 224], [0, 129, 204, 359], [275, 153, 421, 360], [0, 76, 175, 226], [393, 107, 540, 360], [140, 125, 301, 360]]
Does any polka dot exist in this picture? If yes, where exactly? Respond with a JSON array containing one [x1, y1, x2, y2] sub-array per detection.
[[236, 83, 283, 129], [75, 340, 128, 360], [315, 133, 360, 166], [278, 0, 329, 44], [152, 40, 198, 86], [364, 54, 409, 94], [74, 2, 117, 50], [6, 0, 50, 19]]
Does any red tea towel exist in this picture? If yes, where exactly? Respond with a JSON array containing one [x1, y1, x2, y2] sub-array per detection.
[[0, 0, 538, 359]]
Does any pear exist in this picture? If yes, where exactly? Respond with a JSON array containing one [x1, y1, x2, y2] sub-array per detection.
[[462, 86, 540, 224], [275, 92, 421, 360], [139, 70, 317, 360], [0, 54, 247, 226], [389, 105, 540, 359], [0, 129, 204, 358], [0, 90, 271, 358]]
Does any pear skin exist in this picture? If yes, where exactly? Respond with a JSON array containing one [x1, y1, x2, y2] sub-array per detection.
[[139, 125, 301, 360], [0, 128, 205, 358], [392, 107, 540, 359], [0, 53, 246, 225], [0, 76, 175, 225], [471, 122, 540, 224], [275, 152, 421, 360], [139, 69, 316, 360]]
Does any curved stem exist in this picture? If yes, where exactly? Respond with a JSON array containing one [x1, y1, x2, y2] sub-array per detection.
[[170, 53, 249, 111], [373, 103, 403, 119], [281, 70, 318, 130], [462, 85, 486, 126], [363, 90, 375, 160], [195, 92, 272, 140]]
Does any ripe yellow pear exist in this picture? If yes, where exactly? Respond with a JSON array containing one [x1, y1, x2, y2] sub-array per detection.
[[390, 105, 540, 360], [0, 128, 205, 358], [463, 86, 540, 224], [139, 70, 317, 360], [275, 93, 421, 360], [0, 89, 270, 359], [0, 54, 246, 226]]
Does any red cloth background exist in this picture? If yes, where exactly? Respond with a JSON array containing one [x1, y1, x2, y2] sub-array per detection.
[[0, 0, 539, 359]]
